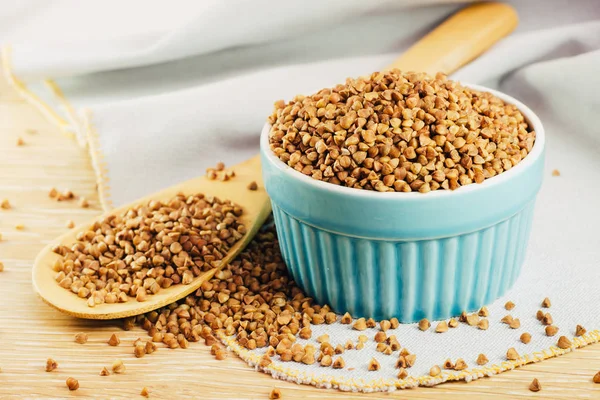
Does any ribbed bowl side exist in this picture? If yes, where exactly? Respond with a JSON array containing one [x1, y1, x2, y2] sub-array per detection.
[[271, 200, 536, 322]]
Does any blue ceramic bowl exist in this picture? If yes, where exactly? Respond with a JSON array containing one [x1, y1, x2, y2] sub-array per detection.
[[260, 84, 545, 322]]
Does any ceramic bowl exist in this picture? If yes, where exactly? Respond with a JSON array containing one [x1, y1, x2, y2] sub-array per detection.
[[260, 84, 545, 322]]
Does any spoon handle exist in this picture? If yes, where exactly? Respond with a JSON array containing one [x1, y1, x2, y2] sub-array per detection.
[[386, 2, 518, 75]]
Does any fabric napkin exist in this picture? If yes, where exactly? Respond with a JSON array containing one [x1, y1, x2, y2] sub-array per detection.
[[1, 0, 600, 392], [2, 0, 598, 209]]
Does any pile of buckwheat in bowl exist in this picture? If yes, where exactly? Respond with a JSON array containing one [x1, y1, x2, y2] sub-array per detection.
[[261, 69, 545, 323], [268, 70, 536, 193]]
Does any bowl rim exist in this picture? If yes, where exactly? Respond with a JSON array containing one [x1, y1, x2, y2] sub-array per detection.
[[260, 83, 545, 200]]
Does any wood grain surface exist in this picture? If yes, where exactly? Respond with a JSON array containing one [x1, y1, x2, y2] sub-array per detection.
[[1, 70, 599, 400]]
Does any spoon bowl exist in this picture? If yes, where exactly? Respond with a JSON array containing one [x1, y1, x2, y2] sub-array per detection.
[[32, 155, 271, 319]]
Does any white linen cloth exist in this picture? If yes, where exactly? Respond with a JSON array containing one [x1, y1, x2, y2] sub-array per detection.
[[1, 0, 600, 391], [1, 0, 598, 208]]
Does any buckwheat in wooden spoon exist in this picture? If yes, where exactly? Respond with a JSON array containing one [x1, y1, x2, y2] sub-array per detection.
[[33, 155, 271, 319], [32, 2, 517, 320]]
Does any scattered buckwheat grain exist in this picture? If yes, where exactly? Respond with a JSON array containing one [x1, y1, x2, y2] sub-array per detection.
[[509, 318, 521, 329], [430, 365, 441, 377], [435, 321, 448, 333], [505, 301, 515, 310], [418, 318, 430, 331], [58, 190, 75, 201], [100, 367, 110, 376], [320, 355, 332, 367], [247, 181, 258, 191], [66, 377, 79, 391], [478, 319, 489, 330], [206, 170, 218, 180], [141, 387, 150, 397], [536, 310, 545, 321], [594, 371, 600, 383], [45, 358, 58, 372], [368, 358, 380, 371], [259, 355, 272, 368], [301, 352, 315, 365], [332, 357, 345, 369], [269, 388, 282, 399], [374, 332, 387, 343], [380, 320, 391, 331], [541, 297, 551, 308], [576, 325, 587, 336], [298, 327, 311, 339], [353, 318, 367, 331], [466, 313, 479, 326], [316, 334, 329, 343], [545, 325, 559, 336], [145, 341, 157, 354], [552, 169, 560, 177], [134, 344, 146, 358], [74, 332, 88, 344], [529, 378, 542, 392], [506, 347, 519, 360], [112, 359, 126, 374], [454, 359, 468, 371], [340, 312, 352, 324], [557, 336, 572, 349], [476, 354, 488, 365], [397, 368, 408, 379], [108, 334, 120, 346], [1, 199, 11, 209], [520, 332, 532, 344], [17, 137, 25, 146]]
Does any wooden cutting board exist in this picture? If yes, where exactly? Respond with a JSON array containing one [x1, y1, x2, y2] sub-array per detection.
[[1, 70, 599, 400]]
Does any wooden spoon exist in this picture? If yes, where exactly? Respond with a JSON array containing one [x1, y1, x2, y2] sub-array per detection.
[[33, 155, 271, 319], [387, 2, 518, 75], [32, 2, 517, 320]]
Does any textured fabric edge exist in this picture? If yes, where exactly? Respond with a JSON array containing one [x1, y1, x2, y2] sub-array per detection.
[[216, 330, 600, 392], [1, 45, 72, 136], [80, 109, 114, 212], [43, 79, 88, 147], [1, 45, 113, 212]]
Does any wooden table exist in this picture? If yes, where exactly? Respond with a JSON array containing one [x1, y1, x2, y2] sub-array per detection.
[[1, 73, 599, 400]]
